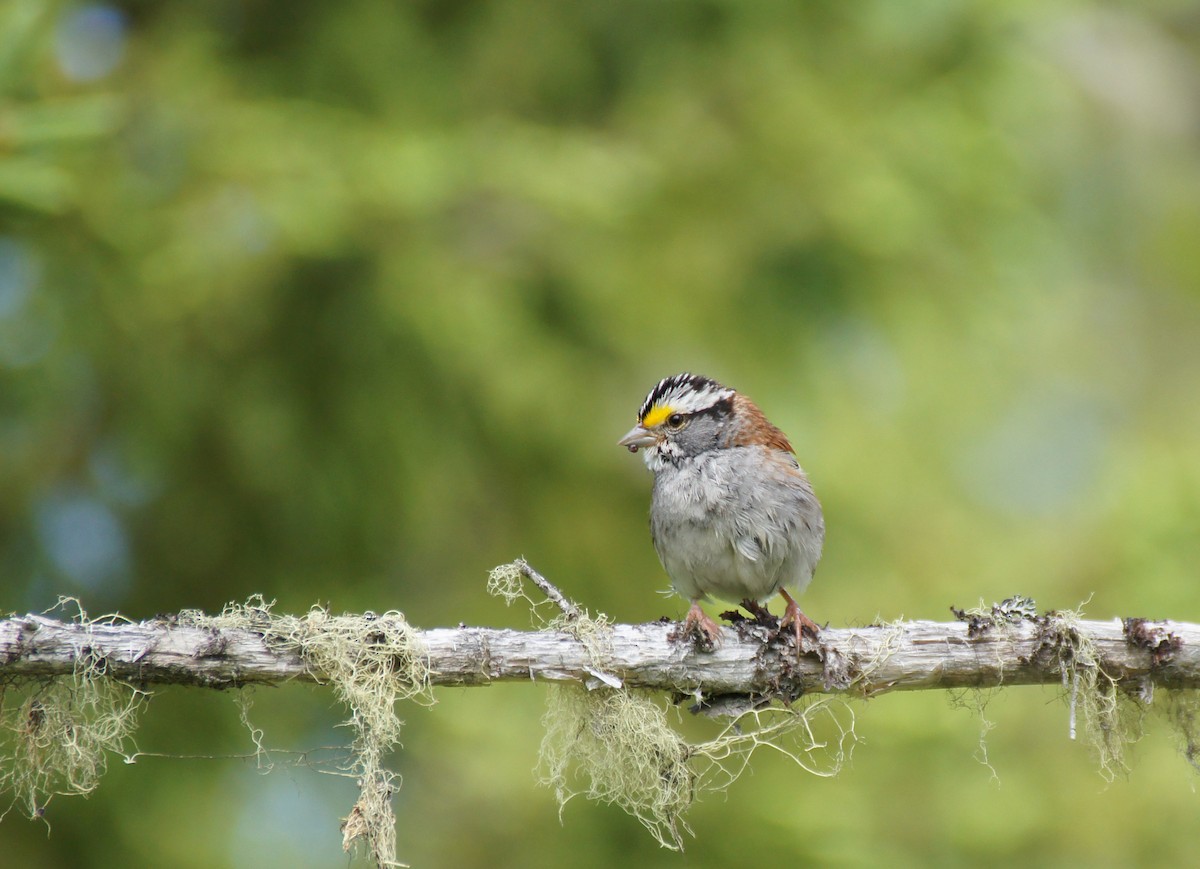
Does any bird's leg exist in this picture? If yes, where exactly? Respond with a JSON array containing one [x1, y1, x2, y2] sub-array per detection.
[[674, 602, 723, 651], [779, 589, 820, 648]]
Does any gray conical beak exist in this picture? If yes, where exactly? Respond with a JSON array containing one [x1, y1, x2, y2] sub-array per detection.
[[618, 425, 658, 453]]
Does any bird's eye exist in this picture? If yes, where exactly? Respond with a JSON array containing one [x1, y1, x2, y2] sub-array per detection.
[[666, 413, 685, 429]]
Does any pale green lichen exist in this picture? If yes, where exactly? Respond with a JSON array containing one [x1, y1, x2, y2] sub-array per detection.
[[537, 685, 856, 850], [1160, 690, 1200, 773], [847, 614, 909, 694], [5, 581, 1199, 863], [948, 688, 1001, 782], [0, 595, 431, 867], [1039, 607, 1142, 780], [539, 684, 695, 847], [182, 598, 432, 868], [490, 560, 856, 850], [950, 599, 1151, 782], [0, 599, 146, 822], [486, 562, 528, 608]]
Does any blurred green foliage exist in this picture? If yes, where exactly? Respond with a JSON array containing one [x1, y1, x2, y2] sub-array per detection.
[[2, 0, 1200, 865]]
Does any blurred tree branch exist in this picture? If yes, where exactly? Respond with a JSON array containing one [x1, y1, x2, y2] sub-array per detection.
[[2, 611, 1198, 697]]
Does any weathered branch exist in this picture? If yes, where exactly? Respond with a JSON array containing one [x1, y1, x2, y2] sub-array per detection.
[[4, 598, 1197, 868], [2, 612, 1197, 697]]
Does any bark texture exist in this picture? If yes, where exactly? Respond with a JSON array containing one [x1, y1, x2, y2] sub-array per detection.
[[2, 612, 1196, 697]]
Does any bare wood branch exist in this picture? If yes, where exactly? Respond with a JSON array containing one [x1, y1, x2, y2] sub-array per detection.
[[2, 613, 1197, 696], [514, 558, 582, 621]]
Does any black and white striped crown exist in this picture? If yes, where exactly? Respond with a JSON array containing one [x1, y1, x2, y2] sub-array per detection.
[[636, 373, 735, 425]]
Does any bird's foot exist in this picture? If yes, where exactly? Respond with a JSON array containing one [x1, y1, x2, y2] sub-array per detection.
[[670, 603, 723, 652], [780, 590, 820, 652]]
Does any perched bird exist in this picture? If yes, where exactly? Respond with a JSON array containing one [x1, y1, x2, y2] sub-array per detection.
[[619, 373, 824, 650]]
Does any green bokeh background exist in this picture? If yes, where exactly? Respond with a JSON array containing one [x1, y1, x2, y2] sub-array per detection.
[[3, 0, 1200, 866]]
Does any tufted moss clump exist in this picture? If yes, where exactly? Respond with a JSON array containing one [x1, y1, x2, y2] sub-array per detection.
[[950, 599, 1200, 782], [536, 680, 857, 849], [182, 597, 433, 868], [490, 561, 857, 850], [0, 596, 429, 866], [539, 684, 695, 847], [0, 600, 146, 822]]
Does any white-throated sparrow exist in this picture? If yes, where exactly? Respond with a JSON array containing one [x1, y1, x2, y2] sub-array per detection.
[[619, 373, 824, 650]]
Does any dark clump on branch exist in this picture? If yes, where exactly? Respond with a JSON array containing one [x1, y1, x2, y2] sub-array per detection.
[[951, 594, 1040, 639], [1124, 618, 1183, 669]]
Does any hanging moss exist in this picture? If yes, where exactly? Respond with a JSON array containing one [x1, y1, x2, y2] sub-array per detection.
[[0, 600, 146, 822], [182, 597, 433, 868], [490, 561, 857, 850]]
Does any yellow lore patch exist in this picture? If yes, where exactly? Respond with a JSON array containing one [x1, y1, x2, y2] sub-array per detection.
[[640, 404, 673, 428]]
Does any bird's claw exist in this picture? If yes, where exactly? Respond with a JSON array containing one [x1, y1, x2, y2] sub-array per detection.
[[670, 603, 723, 652], [780, 590, 821, 653]]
